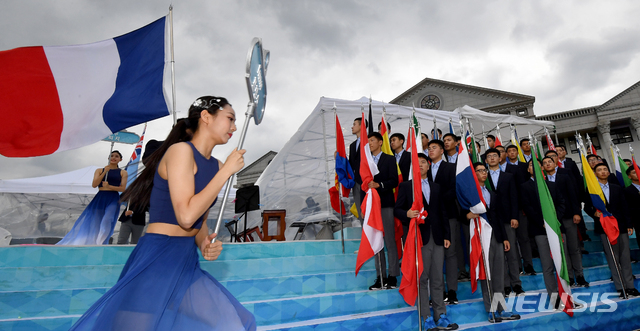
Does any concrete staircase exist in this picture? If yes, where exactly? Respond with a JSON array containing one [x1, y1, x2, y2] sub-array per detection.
[[1, 218, 640, 331]]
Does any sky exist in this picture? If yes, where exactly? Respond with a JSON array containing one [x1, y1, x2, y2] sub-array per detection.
[[1, 0, 640, 179]]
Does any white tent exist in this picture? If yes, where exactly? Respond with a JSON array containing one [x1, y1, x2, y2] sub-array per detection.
[[254, 97, 554, 240], [0, 166, 238, 241]]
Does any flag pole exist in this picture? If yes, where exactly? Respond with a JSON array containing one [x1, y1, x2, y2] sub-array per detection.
[[168, 5, 177, 125], [476, 216, 497, 322], [578, 135, 626, 299], [415, 215, 423, 331], [334, 103, 345, 254], [410, 127, 423, 331]]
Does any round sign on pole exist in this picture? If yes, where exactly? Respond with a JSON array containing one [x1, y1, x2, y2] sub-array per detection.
[[245, 38, 268, 125]]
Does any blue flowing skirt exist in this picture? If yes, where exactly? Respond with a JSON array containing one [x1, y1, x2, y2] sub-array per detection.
[[70, 233, 257, 331], [57, 191, 120, 245]]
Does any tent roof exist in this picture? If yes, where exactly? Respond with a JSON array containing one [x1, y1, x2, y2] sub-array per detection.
[[253, 96, 554, 240], [0, 166, 101, 194]]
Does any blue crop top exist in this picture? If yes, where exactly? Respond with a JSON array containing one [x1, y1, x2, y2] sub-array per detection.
[[148, 141, 219, 230], [98, 168, 122, 187]]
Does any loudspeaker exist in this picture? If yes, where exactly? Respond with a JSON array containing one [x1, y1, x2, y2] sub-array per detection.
[[235, 185, 260, 213]]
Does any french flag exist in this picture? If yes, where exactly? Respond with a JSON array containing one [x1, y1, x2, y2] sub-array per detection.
[[0, 17, 171, 157]]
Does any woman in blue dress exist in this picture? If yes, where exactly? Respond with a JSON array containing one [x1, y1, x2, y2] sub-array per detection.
[[70, 96, 256, 330], [57, 151, 127, 245]]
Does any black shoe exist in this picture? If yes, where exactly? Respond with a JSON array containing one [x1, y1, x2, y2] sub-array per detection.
[[504, 287, 512, 296], [445, 290, 458, 304], [458, 271, 470, 282], [513, 284, 525, 296], [523, 265, 537, 276], [576, 276, 590, 288], [569, 279, 576, 288], [443, 291, 449, 304], [385, 276, 397, 289], [369, 277, 384, 290], [581, 249, 590, 255], [488, 312, 502, 323], [627, 288, 640, 297]]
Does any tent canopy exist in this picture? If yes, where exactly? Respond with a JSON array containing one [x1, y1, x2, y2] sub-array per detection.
[[0, 166, 101, 194], [254, 97, 554, 240]]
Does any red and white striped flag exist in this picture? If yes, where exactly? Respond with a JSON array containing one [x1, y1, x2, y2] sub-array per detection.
[[355, 112, 384, 276]]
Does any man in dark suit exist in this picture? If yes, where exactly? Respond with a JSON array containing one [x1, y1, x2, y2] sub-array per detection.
[[390, 133, 411, 182], [443, 133, 459, 164], [543, 156, 589, 288], [467, 162, 520, 323], [365, 132, 400, 290], [585, 164, 640, 298], [520, 159, 566, 307], [484, 148, 524, 295], [349, 117, 367, 220], [624, 167, 640, 248], [427, 139, 461, 303], [556, 145, 591, 244], [395, 153, 456, 330], [505, 145, 536, 276]]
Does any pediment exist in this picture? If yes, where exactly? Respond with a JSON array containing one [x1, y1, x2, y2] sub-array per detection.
[[597, 81, 640, 113], [390, 77, 534, 114]]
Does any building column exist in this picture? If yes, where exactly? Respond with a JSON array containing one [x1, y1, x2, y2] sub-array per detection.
[[597, 120, 612, 164]]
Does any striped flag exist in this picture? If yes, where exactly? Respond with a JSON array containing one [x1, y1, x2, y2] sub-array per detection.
[[510, 126, 526, 162], [611, 146, 631, 187], [531, 147, 574, 316], [329, 114, 354, 214], [494, 125, 503, 147], [124, 124, 147, 188], [355, 112, 384, 276], [399, 127, 428, 305], [0, 17, 171, 157], [456, 130, 491, 293], [410, 112, 424, 154], [580, 152, 620, 245]]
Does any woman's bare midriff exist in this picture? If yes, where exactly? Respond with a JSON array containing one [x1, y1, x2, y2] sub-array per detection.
[[146, 223, 199, 237]]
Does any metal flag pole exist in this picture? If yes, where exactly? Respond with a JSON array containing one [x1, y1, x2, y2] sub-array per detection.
[[578, 135, 626, 299], [213, 38, 268, 242], [410, 127, 423, 331], [433, 115, 438, 140], [334, 103, 345, 254], [168, 5, 177, 125], [415, 215, 423, 331]]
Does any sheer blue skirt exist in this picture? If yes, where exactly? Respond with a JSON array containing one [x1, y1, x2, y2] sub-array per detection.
[[56, 191, 120, 245], [69, 233, 257, 331]]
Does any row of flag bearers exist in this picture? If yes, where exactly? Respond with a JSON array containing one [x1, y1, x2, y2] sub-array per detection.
[[331, 109, 640, 330]]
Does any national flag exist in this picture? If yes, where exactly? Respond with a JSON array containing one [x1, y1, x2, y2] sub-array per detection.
[[0, 17, 171, 157], [410, 112, 424, 154], [494, 124, 503, 147], [380, 114, 404, 259], [355, 112, 384, 276], [545, 128, 561, 168], [536, 139, 544, 162], [455, 129, 491, 293], [510, 126, 526, 163], [124, 124, 147, 188], [467, 131, 479, 163], [611, 146, 631, 187], [632, 157, 640, 185], [399, 127, 428, 305], [580, 152, 620, 245], [432, 118, 440, 140], [531, 146, 574, 316], [329, 114, 355, 214]]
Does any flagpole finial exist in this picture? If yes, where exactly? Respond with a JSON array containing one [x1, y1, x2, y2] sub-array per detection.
[[332, 102, 337, 112], [369, 95, 372, 103]]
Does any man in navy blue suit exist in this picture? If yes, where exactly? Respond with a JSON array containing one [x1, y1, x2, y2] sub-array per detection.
[[395, 153, 456, 330], [484, 148, 525, 296], [427, 139, 461, 304], [364, 132, 399, 290]]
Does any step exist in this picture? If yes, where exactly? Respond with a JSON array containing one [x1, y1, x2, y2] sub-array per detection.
[[0, 240, 362, 268], [260, 278, 640, 331], [0, 253, 375, 291]]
